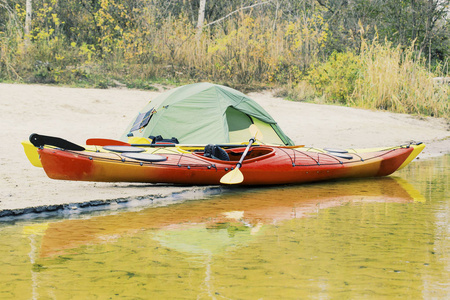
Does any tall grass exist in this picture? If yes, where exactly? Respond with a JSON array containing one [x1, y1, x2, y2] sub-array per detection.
[[352, 40, 449, 118], [0, 9, 22, 81], [304, 39, 449, 118]]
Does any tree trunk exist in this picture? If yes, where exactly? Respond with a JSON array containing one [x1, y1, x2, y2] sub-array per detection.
[[411, 0, 416, 41], [25, 0, 32, 47], [196, 0, 206, 37]]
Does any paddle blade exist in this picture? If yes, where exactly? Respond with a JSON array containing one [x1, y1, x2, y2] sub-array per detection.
[[29, 133, 85, 151], [221, 125, 260, 185], [220, 168, 244, 185], [249, 124, 263, 141]]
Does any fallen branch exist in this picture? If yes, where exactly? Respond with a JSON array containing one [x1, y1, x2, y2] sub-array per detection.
[[204, 1, 272, 28]]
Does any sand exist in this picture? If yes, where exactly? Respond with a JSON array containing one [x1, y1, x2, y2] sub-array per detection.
[[0, 83, 448, 216]]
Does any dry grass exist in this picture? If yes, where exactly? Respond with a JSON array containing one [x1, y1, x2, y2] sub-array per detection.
[[352, 41, 449, 118]]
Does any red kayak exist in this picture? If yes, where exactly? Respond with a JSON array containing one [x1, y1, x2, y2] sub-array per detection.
[[36, 142, 423, 185]]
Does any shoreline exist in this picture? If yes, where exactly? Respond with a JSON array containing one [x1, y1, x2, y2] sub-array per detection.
[[1, 83, 448, 218]]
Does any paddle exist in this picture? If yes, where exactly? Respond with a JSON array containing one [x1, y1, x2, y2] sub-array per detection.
[[86, 138, 131, 146], [130, 143, 260, 149], [88, 137, 261, 149], [29, 133, 85, 151], [220, 124, 263, 185]]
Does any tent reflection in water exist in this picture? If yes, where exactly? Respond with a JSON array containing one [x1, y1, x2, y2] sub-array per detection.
[[34, 177, 425, 258], [121, 82, 294, 146]]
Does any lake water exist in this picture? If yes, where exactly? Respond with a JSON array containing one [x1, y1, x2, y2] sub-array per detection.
[[0, 155, 448, 299]]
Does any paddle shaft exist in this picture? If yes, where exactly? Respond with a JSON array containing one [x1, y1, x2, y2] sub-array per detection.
[[130, 143, 259, 149], [235, 138, 255, 169]]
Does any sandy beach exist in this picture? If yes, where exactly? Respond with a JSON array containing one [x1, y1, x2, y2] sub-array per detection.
[[0, 83, 448, 216]]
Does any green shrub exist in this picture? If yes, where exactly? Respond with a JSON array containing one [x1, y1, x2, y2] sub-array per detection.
[[306, 52, 361, 104]]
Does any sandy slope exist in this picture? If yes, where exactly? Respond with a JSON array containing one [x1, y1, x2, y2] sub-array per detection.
[[0, 83, 448, 213]]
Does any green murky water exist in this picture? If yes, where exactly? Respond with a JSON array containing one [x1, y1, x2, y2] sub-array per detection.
[[1, 156, 448, 299]]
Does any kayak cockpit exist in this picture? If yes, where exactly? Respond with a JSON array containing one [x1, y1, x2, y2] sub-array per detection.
[[194, 146, 275, 163]]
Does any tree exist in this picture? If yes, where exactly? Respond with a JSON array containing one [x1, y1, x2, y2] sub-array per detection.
[[24, 0, 31, 47], [315, 0, 449, 62], [197, 0, 206, 36]]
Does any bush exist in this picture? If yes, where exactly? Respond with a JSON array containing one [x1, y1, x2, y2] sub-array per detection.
[[306, 51, 361, 104]]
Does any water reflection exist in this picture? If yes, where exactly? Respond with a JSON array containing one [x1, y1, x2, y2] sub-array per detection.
[[38, 176, 423, 258], [1, 155, 448, 299]]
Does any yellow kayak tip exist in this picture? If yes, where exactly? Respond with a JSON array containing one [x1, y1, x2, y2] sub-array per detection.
[[397, 142, 425, 170], [21, 140, 42, 168]]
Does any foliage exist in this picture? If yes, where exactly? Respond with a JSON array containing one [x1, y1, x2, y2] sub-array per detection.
[[306, 51, 360, 103], [298, 40, 449, 118], [0, 0, 448, 118]]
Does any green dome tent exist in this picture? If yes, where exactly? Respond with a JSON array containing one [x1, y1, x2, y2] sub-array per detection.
[[121, 82, 294, 146]]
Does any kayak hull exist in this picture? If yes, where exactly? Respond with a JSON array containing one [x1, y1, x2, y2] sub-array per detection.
[[37, 144, 418, 185]]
